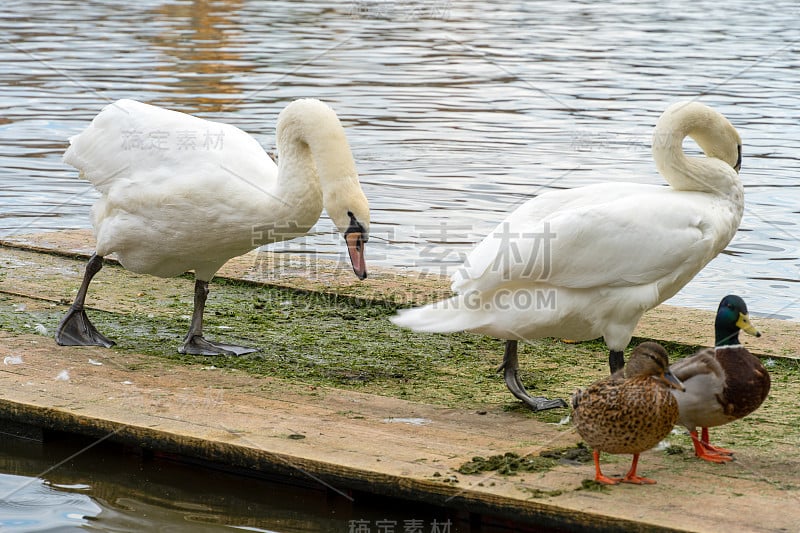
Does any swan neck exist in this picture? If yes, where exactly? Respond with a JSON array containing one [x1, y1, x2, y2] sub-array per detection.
[[275, 100, 368, 234], [652, 128, 712, 191], [651, 103, 742, 197], [277, 123, 359, 205]]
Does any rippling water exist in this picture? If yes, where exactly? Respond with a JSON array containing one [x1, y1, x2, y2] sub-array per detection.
[[1, 0, 798, 322], [0, 1, 798, 528], [0, 435, 430, 532]]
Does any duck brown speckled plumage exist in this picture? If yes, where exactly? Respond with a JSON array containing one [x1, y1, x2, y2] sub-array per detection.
[[572, 341, 684, 485], [670, 295, 770, 463]]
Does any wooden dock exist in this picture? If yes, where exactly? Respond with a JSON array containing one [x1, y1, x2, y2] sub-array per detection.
[[1, 231, 798, 532]]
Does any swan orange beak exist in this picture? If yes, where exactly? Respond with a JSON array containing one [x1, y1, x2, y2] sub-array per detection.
[[345, 232, 367, 280]]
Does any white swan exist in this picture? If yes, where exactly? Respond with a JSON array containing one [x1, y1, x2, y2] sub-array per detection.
[[56, 98, 370, 355], [392, 101, 743, 411]]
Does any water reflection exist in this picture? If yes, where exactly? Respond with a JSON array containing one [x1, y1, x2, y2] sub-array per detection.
[[146, 0, 249, 113], [0, 0, 797, 319]]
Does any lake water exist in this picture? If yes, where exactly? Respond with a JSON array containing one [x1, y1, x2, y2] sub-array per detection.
[[1, 0, 798, 321], [0, 432, 504, 532], [0, 0, 798, 526]]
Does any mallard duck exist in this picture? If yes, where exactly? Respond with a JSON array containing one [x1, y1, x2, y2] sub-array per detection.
[[392, 101, 743, 411], [670, 295, 769, 462], [572, 342, 684, 485], [55, 99, 370, 355]]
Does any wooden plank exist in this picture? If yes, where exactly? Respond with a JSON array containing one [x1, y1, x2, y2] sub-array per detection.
[[1, 329, 793, 533]]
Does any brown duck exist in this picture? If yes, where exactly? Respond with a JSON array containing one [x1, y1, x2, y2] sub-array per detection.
[[572, 342, 684, 485], [670, 295, 770, 463]]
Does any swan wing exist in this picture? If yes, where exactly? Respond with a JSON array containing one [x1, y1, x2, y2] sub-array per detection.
[[63, 100, 282, 278], [64, 99, 277, 196], [452, 184, 721, 294]]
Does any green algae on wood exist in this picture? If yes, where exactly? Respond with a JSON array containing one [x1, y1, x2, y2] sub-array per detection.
[[457, 445, 592, 476], [1, 247, 799, 457]]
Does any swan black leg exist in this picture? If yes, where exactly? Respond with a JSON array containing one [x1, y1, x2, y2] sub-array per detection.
[[179, 279, 257, 356], [55, 253, 115, 347], [609, 350, 625, 374], [497, 340, 567, 411]]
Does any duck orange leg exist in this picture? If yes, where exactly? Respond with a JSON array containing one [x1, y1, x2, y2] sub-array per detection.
[[621, 453, 656, 484], [701, 428, 733, 456], [593, 450, 620, 485], [690, 430, 733, 463]]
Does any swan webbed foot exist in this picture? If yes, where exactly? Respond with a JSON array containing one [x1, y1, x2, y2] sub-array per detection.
[[497, 340, 568, 411], [55, 306, 116, 348], [179, 335, 257, 357]]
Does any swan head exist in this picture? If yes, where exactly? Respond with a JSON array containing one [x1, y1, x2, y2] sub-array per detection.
[[677, 101, 742, 173], [335, 202, 370, 281], [653, 101, 742, 191], [277, 99, 370, 279]]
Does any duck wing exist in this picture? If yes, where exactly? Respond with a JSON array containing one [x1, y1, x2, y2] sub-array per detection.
[[670, 348, 722, 382]]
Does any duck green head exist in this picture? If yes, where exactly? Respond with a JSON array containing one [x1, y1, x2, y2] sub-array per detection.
[[715, 295, 761, 346]]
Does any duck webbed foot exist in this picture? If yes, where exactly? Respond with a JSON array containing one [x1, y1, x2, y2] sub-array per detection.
[[55, 306, 116, 348], [179, 335, 257, 357], [701, 428, 733, 456], [498, 340, 568, 411], [621, 454, 657, 484], [690, 430, 734, 463], [592, 450, 621, 485]]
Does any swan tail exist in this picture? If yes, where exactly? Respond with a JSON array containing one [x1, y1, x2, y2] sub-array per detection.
[[390, 296, 486, 333], [63, 100, 145, 192]]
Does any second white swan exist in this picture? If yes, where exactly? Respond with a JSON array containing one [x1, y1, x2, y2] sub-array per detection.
[[392, 101, 743, 410]]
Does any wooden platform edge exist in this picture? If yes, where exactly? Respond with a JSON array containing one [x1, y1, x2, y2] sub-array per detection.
[[0, 397, 684, 533]]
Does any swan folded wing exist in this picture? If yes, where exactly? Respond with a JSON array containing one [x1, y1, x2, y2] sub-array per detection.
[[66, 100, 282, 277], [451, 183, 655, 291], [452, 188, 716, 295], [64, 99, 277, 196]]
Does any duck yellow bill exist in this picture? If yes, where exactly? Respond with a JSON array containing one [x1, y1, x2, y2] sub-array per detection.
[[736, 313, 761, 337], [345, 232, 367, 280]]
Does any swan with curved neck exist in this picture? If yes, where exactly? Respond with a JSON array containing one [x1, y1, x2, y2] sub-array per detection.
[[56, 98, 370, 355], [392, 101, 743, 411]]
